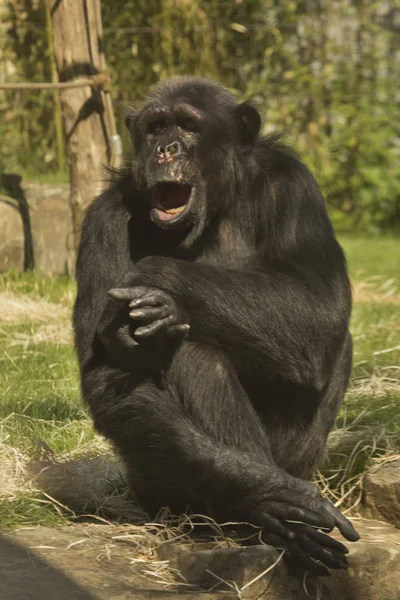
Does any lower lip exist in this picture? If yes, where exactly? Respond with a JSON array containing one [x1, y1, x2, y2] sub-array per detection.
[[153, 208, 186, 221], [151, 187, 194, 223]]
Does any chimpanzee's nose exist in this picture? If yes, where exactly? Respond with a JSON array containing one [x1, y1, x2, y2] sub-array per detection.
[[156, 141, 181, 157]]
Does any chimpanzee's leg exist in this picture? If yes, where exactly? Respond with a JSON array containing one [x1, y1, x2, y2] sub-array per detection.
[[84, 339, 356, 574], [161, 341, 354, 574], [167, 339, 351, 485], [167, 342, 272, 458], [166, 341, 346, 480]]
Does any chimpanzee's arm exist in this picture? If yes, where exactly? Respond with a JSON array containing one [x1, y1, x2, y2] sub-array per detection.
[[73, 189, 134, 368], [74, 188, 189, 374], [117, 247, 351, 390]]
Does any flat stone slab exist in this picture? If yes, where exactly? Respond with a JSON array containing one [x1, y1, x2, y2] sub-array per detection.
[[1, 518, 399, 599], [362, 457, 400, 527]]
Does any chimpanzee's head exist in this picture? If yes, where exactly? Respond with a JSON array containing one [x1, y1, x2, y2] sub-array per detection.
[[125, 77, 261, 237]]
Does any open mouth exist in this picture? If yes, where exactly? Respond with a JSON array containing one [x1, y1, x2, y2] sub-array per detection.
[[151, 182, 193, 222]]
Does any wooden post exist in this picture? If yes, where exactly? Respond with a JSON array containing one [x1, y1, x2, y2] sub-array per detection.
[[48, 0, 119, 258]]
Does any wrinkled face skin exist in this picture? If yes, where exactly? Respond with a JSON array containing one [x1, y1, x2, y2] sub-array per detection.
[[134, 101, 203, 231], [125, 77, 261, 242]]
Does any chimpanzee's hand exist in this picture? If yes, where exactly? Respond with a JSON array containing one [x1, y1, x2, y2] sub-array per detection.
[[241, 469, 358, 553], [241, 470, 359, 575], [108, 286, 190, 342], [97, 286, 189, 370], [97, 289, 138, 367], [260, 522, 351, 576]]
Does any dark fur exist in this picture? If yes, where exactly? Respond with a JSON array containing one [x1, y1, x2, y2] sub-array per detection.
[[73, 77, 358, 575]]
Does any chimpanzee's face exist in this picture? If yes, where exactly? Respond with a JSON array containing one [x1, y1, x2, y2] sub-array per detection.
[[133, 102, 203, 230], [125, 78, 261, 234]]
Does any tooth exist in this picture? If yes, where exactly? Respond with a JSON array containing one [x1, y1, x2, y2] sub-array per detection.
[[165, 206, 185, 214]]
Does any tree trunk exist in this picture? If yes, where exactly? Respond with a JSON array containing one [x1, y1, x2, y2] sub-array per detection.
[[48, 0, 113, 259], [45, 0, 66, 174]]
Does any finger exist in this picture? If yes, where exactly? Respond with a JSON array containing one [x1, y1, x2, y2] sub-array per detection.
[[166, 324, 191, 340], [270, 492, 339, 529], [322, 500, 360, 542], [116, 325, 139, 348], [135, 316, 174, 338], [291, 494, 338, 525], [284, 547, 331, 577], [297, 535, 348, 570], [129, 307, 169, 322], [258, 513, 296, 540], [300, 526, 349, 554], [320, 525, 334, 533], [266, 501, 335, 530], [108, 288, 138, 301], [129, 290, 169, 308], [261, 530, 330, 576], [108, 287, 161, 303]]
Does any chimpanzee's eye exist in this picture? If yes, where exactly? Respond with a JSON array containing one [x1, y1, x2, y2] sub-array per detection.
[[147, 119, 166, 135], [177, 117, 200, 133]]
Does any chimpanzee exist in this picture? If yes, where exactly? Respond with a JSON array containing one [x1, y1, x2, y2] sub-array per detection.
[[73, 77, 359, 575]]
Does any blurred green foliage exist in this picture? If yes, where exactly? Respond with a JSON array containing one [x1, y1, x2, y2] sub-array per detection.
[[1, 0, 400, 231]]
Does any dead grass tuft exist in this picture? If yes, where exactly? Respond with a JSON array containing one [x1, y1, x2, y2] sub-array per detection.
[[106, 513, 284, 597], [0, 437, 285, 597], [0, 291, 70, 323], [321, 423, 400, 516], [0, 444, 30, 497], [0, 433, 143, 523], [0, 291, 72, 344], [350, 372, 400, 397], [9, 323, 72, 346], [352, 276, 400, 304]]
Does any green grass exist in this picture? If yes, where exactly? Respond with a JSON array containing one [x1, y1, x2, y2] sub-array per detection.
[[321, 236, 400, 501], [0, 235, 399, 530], [352, 302, 399, 370], [338, 236, 400, 434], [0, 329, 93, 455], [0, 272, 92, 528], [0, 495, 70, 531], [339, 235, 400, 281], [0, 270, 75, 303], [0, 332, 81, 419]]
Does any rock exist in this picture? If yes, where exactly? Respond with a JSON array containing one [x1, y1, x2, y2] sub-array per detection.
[[327, 519, 400, 599], [157, 542, 307, 599], [362, 458, 400, 527], [0, 196, 24, 272], [1, 519, 400, 599], [0, 525, 233, 600], [160, 520, 400, 599], [23, 181, 74, 275], [0, 178, 74, 275]]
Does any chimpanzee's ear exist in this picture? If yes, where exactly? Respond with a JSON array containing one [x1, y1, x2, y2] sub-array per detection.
[[235, 102, 261, 145], [125, 109, 138, 132]]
